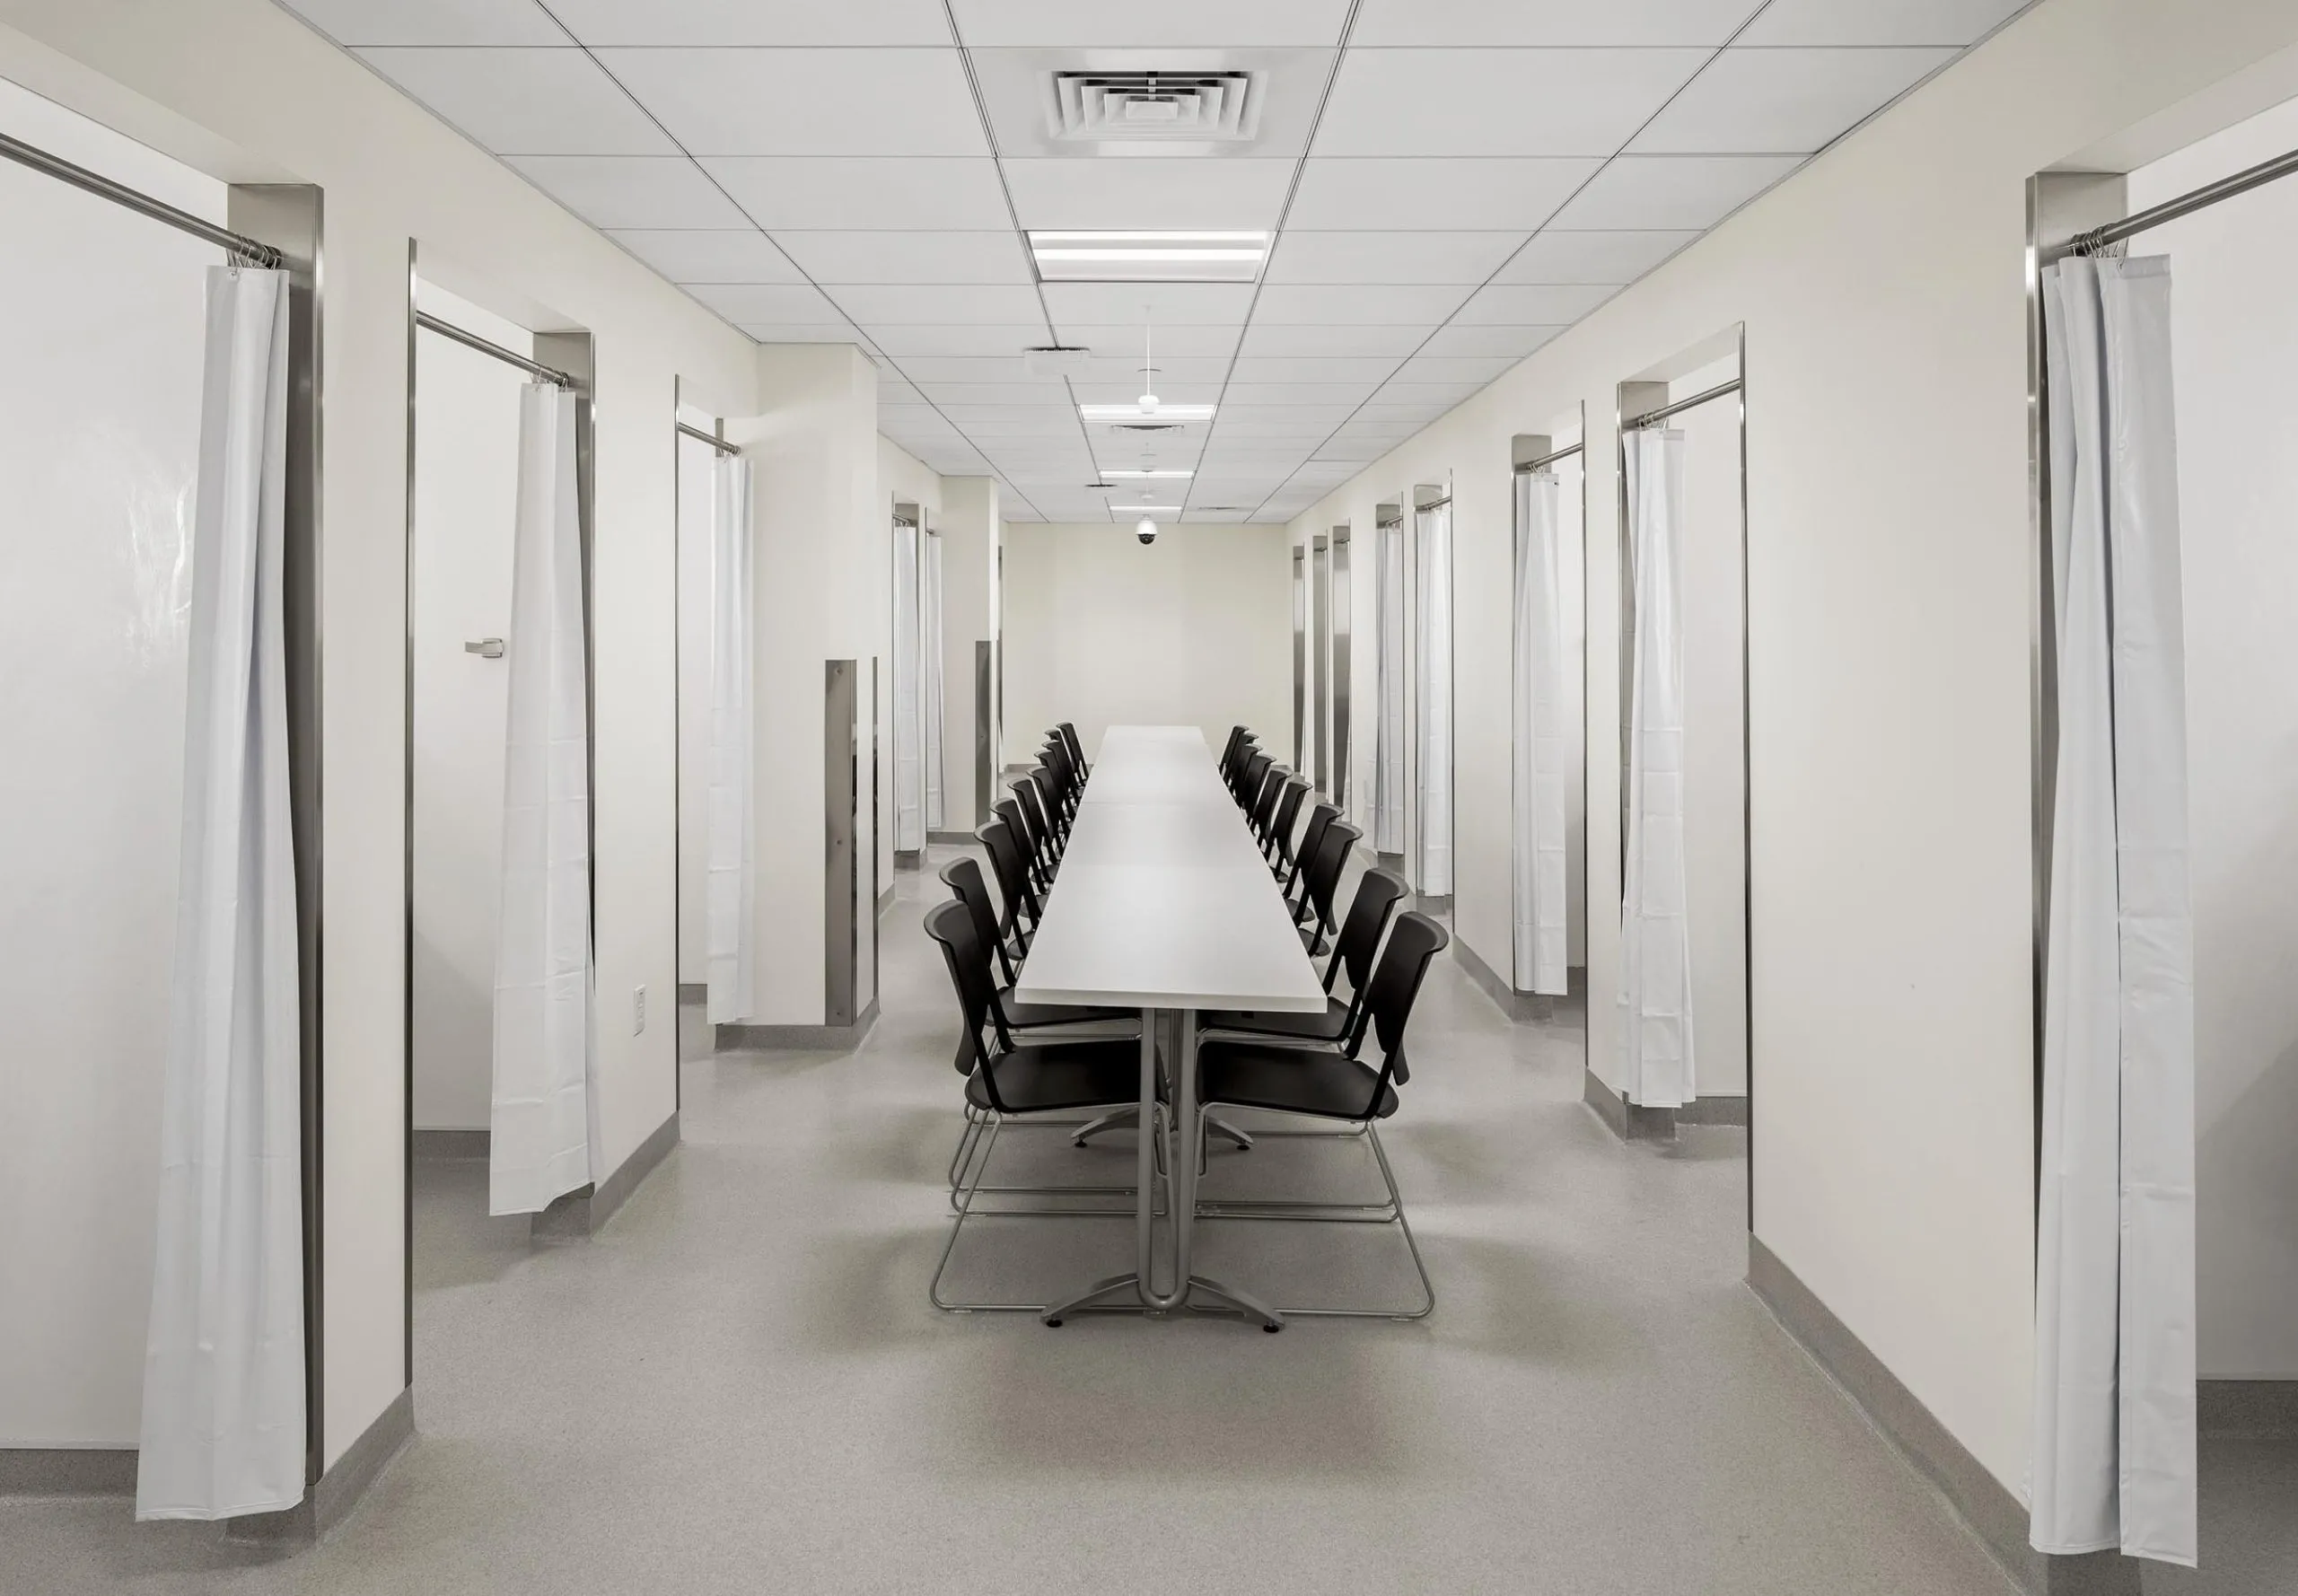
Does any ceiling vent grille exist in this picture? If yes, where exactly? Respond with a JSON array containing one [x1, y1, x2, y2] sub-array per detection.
[[1046, 72, 1264, 145]]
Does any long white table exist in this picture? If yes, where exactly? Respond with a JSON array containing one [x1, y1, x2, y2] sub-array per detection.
[[1013, 725, 1327, 1329]]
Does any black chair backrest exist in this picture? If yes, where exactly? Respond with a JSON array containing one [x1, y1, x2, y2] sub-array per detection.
[[977, 819, 1040, 932], [1354, 911, 1449, 1102], [1286, 802, 1338, 899], [1267, 777, 1311, 864], [1303, 820, 1362, 933], [1328, 867, 1410, 1002], [941, 855, 1019, 986], [923, 899, 1016, 1095], [1250, 764, 1289, 841]]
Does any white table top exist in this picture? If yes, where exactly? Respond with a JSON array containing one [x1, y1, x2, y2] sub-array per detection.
[[1012, 726, 1328, 1013]]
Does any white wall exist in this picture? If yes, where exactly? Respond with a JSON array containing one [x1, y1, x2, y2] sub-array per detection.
[[0, 0, 761, 1469], [408, 286, 528, 1132], [0, 81, 215, 1449], [2128, 92, 2298, 1381], [1283, 0, 2298, 1493], [1002, 522, 1292, 766]]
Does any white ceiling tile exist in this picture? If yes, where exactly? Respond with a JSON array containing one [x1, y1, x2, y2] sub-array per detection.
[[1285, 157, 1599, 230], [686, 283, 849, 322], [832, 284, 1047, 323], [608, 228, 803, 283], [1238, 323, 1432, 357], [548, 0, 954, 43], [506, 155, 753, 228], [1262, 230, 1527, 285], [1373, 381, 1485, 407], [1495, 229, 1700, 284], [1314, 48, 1708, 157], [1250, 284, 1474, 324], [1452, 283, 1616, 323], [916, 382, 1076, 406], [355, 48, 676, 154], [1057, 323, 1243, 357], [1627, 47, 1955, 154], [1392, 354, 1517, 383], [1415, 323, 1564, 357], [738, 322, 875, 345], [1544, 155, 1803, 230], [947, 0, 1353, 45], [700, 157, 1012, 229], [1003, 158, 1294, 230], [1738, 0, 2032, 46], [1225, 356, 1401, 383], [276, 0, 566, 46], [1350, 0, 1762, 45], [596, 48, 988, 156], [1039, 283, 1258, 327], [866, 323, 1056, 356], [771, 231, 1032, 285], [1220, 382, 1382, 406]]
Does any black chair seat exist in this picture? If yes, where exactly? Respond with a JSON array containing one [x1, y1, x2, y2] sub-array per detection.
[[998, 987, 1135, 1030], [1198, 997, 1349, 1043], [1198, 1040, 1398, 1121], [967, 1039, 1149, 1115]]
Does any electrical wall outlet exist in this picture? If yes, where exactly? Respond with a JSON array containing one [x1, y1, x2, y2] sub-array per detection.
[[633, 985, 646, 1035]]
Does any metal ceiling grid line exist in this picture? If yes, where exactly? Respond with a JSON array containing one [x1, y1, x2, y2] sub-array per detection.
[[1241, 0, 1777, 522]]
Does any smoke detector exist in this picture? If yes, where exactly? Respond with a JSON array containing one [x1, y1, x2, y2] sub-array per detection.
[[1047, 72, 1264, 145]]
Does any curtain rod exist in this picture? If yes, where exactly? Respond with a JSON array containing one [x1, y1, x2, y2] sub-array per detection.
[[2058, 144, 2298, 260], [0, 128, 284, 268], [1625, 378, 1741, 431], [415, 311, 572, 387], [677, 420, 738, 456], [1513, 442, 1584, 474]]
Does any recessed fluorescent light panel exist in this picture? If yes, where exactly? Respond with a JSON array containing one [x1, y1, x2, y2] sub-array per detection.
[[1081, 402, 1217, 424], [1100, 469, 1195, 479], [1029, 231, 1268, 284]]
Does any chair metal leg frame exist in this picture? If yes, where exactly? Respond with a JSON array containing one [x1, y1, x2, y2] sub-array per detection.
[[1188, 1121, 1434, 1320], [932, 1108, 1174, 1315], [945, 1105, 1166, 1216]]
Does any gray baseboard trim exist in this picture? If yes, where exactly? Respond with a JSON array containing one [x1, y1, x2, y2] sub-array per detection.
[[1748, 1238, 2138, 1596], [1452, 935, 1585, 1023], [716, 997, 881, 1052], [1583, 1065, 1679, 1141], [926, 829, 973, 846], [2199, 1378, 2298, 1439], [229, 1385, 414, 1546], [411, 1128, 487, 1160], [677, 981, 705, 1004], [531, 1110, 680, 1241], [0, 1446, 137, 1496]]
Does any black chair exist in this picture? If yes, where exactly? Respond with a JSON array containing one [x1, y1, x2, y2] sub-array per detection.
[[1283, 802, 1338, 900], [1294, 820, 1362, 956], [924, 901, 1159, 1311], [1190, 910, 1449, 1320], [1265, 776, 1311, 872], [977, 820, 1041, 954], [1201, 868, 1408, 1049]]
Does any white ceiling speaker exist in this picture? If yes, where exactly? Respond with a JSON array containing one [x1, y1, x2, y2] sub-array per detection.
[[1046, 72, 1264, 145]]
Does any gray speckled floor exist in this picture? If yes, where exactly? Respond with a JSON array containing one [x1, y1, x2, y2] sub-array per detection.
[[5, 846, 2287, 1594]]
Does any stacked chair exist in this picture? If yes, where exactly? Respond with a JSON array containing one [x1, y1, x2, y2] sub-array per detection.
[[928, 723, 1444, 1323]]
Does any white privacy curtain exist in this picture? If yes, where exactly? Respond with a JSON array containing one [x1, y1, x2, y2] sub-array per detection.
[[1373, 520, 1406, 852], [490, 383, 594, 1216], [1415, 500, 1454, 895], [1513, 469, 1570, 995], [890, 521, 922, 851], [2030, 254, 2197, 1568], [138, 266, 304, 1521], [1618, 428, 1695, 1108], [923, 529, 945, 833], [706, 453, 755, 1025]]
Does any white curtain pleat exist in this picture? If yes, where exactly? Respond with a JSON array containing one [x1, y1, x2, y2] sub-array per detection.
[[137, 266, 304, 1521], [490, 383, 594, 1216], [1618, 428, 1696, 1108], [1416, 501, 1454, 896], [1373, 521, 1406, 852], [705, 454, 755, 1025], [891, 522, 922, 851], [1513, 470, 1570, 995], [2030, 255, 2197, 1568], [923, 530, 945, 833]]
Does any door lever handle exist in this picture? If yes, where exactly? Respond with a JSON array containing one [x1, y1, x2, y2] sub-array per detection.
[[465, 637, 504, 659]]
